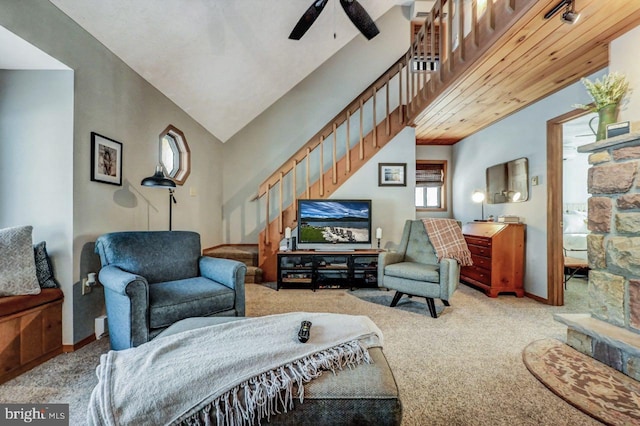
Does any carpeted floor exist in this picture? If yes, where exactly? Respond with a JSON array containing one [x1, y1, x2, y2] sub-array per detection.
[[0, 281, 601, 425]]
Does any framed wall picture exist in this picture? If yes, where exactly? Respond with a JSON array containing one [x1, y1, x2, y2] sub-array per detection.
[[378, 163, 406, 187], [91, 132, 122, 186]]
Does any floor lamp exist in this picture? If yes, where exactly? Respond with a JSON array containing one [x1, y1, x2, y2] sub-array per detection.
[[472, 190, 485, 221], [141, 165, 177, 230]]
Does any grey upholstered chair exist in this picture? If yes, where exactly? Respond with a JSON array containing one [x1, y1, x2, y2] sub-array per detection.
[[378, 220, 460, 318], [95, 231, 246, 350]]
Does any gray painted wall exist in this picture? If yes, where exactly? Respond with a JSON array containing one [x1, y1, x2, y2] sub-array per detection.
[[0, 1, 225, 344], [0, 70, 74, 330], [221, 6, 412, 245], [451, 69, 607, 299]]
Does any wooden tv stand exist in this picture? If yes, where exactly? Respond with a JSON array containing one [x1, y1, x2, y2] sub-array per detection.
[[276, 250, 382, 291]]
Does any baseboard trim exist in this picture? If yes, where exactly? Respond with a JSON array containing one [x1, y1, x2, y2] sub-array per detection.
[[203, 243, 258, 251], [63, 334, 96, 353], [525, 291, 549, 304]]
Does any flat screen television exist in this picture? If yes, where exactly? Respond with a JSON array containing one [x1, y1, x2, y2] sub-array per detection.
[[296, 199, 372, 250]]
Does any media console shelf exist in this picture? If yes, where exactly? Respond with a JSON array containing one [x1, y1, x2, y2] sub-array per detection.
[[277, 250, 381, 291]]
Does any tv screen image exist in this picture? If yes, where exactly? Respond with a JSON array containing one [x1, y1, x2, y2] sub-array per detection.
[[297, 200, 372, 247]]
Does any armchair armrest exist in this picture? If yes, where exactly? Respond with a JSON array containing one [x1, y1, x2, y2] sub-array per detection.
[[199, 257, 246, 289], [98, 265, 150, 349], [439, 258, 460, 301], [378, 252, 404, 288], [98, 265, 148, 296], [199, 257, 247, 316]]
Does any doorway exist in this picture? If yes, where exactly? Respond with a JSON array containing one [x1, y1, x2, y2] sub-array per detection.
[[546, 109, 595, 306]]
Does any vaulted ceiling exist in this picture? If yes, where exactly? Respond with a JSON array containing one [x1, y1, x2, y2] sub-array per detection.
[[48, 0, 412, 143], [46, 0, 640, 146], [413, 0, 640, 144]]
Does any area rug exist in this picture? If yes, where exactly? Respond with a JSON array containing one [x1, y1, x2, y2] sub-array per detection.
[[523, 338, 640, 425], [349, 288, 446, 316]]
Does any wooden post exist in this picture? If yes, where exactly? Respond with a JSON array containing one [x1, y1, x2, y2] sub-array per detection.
[[305, 148, 310, 199], [398, 62, 403, 124], [319, 136, 324, 196], [346, 110, 351, 172], [332, 123, 337, 184], [359, 99, 364, 160], [278, 172, 283, 234], [372, 87, 377, 148]]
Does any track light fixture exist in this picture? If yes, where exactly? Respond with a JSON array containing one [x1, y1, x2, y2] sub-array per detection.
[[544, 0, 580, 25], [561, 8, 580, 24]]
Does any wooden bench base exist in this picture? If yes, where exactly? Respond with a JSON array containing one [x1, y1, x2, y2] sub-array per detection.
[[0, 289, 63, 385]]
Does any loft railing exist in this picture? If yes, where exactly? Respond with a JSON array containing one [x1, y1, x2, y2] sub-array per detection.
[[256, 0, 533, 281]]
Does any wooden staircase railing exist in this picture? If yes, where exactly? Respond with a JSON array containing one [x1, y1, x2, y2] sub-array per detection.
[[256, 0, 536, 282]]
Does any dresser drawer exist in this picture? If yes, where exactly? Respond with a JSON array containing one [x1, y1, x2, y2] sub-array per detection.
[[467, 244, 491, 257], [464, 235, 491, 247], [461, 265, 491, 285], [470, 254, 491, 270]]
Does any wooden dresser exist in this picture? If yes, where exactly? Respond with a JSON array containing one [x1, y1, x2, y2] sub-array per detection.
[[460, 222, 525, 298]]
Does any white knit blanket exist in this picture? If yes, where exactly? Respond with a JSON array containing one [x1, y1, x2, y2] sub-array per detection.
[[87, 312, 383, 426]]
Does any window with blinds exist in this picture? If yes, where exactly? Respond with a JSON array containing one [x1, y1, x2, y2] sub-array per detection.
[[415, 160, 446, 210]]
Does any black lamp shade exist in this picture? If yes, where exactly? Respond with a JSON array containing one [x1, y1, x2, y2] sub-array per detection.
[[141, 165, 176, 188]]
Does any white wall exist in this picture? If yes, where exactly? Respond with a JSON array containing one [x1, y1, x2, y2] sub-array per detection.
[[563, 153, 590, 206], [416, 145, 453, 219], [0, 70, 74, 336], [610, 25, 640, 122], [221, 6, 411, 245], [0, 2, 225, 344], [452, 69, 606, 298]]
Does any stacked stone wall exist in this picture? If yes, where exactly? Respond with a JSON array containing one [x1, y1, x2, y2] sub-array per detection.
[[570, 137, 640, 379]]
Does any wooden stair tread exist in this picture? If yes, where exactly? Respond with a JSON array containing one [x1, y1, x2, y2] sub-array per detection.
[[203, 246, 262, 283]]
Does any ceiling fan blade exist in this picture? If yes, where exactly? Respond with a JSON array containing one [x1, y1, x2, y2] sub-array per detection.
[[339, 0, 380, 40], [289, 0, 330, 40]]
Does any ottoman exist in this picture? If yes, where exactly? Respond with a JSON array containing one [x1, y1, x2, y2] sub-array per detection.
[[157, 317, 402, 425]]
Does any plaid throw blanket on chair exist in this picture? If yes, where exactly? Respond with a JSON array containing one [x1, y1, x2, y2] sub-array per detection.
[[421, 218, 473, 266]]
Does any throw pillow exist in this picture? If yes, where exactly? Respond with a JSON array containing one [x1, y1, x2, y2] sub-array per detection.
[[33, 241, 60, 289], [0, 225, 41, 296]]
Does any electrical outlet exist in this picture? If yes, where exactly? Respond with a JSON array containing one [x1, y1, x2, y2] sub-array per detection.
[[82, 278, 92, 295]]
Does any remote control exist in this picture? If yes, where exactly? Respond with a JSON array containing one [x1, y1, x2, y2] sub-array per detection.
[[298, 320, 312, 343]]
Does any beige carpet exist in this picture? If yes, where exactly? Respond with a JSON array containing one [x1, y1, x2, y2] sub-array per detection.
[[0, 282, 601, 425]]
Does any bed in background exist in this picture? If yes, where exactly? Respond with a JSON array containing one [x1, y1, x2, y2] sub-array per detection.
[[563, 204, 589, 286]]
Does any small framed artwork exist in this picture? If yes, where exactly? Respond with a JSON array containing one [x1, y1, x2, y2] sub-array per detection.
[[378, 163, 406, 187], [91, 132, 122, 186]]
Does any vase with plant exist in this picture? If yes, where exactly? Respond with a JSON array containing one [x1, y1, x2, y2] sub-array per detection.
[[574, 72, 629, 140]]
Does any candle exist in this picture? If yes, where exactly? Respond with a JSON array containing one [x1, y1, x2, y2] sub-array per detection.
[[376, 227, 382, 239], [285, 227, 292, 238]]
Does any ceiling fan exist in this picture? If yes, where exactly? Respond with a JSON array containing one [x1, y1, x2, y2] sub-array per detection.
[[289, 0, 380, 41]]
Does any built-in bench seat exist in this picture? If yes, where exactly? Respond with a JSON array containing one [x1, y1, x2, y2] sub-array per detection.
[[0, 288, 64, 384]]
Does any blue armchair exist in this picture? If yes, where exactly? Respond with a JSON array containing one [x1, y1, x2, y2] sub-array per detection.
[[95, 231, 246, 350], [378, 220, 460, 318]]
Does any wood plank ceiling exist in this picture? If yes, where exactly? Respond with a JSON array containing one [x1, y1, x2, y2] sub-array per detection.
[[413, 0, 640, 145]]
